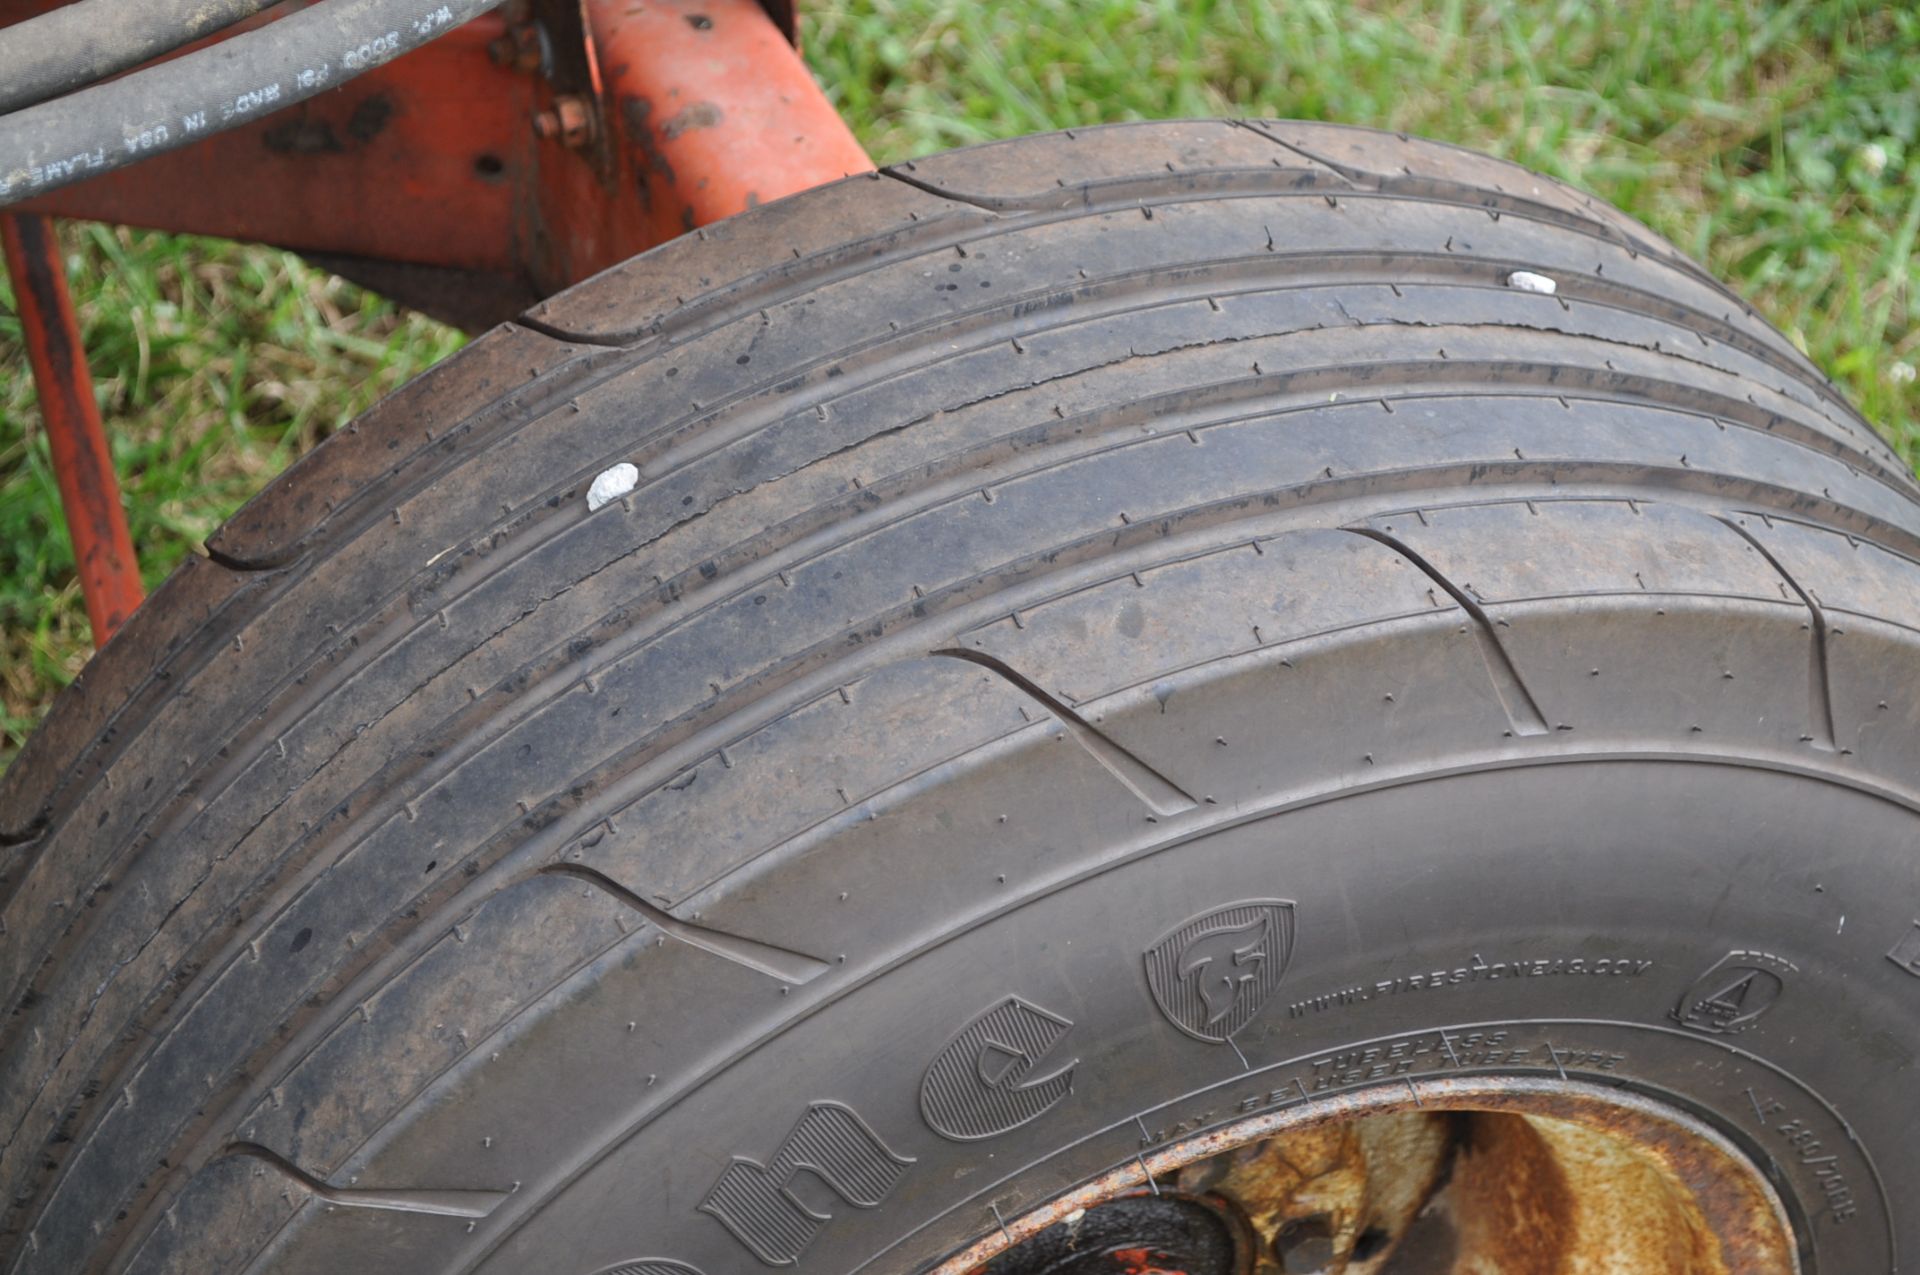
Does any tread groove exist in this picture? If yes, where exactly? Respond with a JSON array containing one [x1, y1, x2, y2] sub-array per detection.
[[932, 648, 1198, 814], [1717, 514, 1840, 751], [878, 165, 1007, 215], [540, 864, 830, 984], [218, 1144, 509, 1219], [1345, 524, 1553, 737]]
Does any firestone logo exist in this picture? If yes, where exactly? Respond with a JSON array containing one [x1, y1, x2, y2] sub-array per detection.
[[1142, 900, 1296, 1044]]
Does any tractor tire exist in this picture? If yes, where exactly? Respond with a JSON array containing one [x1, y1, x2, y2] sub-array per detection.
[[3, 120, 1918, 1275]]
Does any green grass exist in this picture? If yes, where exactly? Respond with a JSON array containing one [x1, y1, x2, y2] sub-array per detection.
[[0, 234, 463, 760], [2, 0, 1918, 769]]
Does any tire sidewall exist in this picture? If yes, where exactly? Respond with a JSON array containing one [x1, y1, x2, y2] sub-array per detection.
[[517, 758, 1912, 1274]]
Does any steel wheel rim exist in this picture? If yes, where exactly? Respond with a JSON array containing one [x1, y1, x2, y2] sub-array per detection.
[[933, 1076, 1799, 1275]]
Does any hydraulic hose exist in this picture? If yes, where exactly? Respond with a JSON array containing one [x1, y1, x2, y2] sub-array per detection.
[[0, 0, 502, 207], [0, 0, 278, 116]]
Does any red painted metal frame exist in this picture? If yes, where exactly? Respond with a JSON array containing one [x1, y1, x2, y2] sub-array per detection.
[[1, 0, 871, 641], [14, 19, 537, 279], [1, 212, 142, 642], [5, 0, 869, 304]]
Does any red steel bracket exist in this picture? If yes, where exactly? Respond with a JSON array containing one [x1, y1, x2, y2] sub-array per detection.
[[8, 0, 871, 325], [1, 0, 870, 634]]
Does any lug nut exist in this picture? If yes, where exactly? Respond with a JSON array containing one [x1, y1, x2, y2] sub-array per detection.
[[1274, 1213, 1337, 1274]]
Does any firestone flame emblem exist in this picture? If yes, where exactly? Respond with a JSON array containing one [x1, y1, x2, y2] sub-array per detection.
[[1143, 900, 1296, 1044]]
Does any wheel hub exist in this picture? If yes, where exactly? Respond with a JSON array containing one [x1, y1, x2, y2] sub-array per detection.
[[946, 1078, 1798, 1275]]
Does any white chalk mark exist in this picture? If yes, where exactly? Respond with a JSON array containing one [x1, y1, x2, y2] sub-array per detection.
[[587, 462, 639, 512]]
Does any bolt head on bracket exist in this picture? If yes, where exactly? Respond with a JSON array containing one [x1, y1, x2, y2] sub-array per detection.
[[532, 94, 595, 148]]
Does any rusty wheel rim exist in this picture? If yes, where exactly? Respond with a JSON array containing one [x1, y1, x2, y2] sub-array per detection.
[[935, 1077, 1798, 1275]]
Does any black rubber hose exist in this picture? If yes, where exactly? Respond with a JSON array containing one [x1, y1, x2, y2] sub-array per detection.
[[0, 0, 503, 207], [0, 0, 279, 116]]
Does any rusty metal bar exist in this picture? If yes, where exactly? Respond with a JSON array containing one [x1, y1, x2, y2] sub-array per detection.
[[1, 212, 143, 642], [560, 0, 875, 258]]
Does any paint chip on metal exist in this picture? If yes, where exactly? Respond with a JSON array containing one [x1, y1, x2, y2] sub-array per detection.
[[1506, 270, 1559, 295], [587, 463, 639, 512]]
